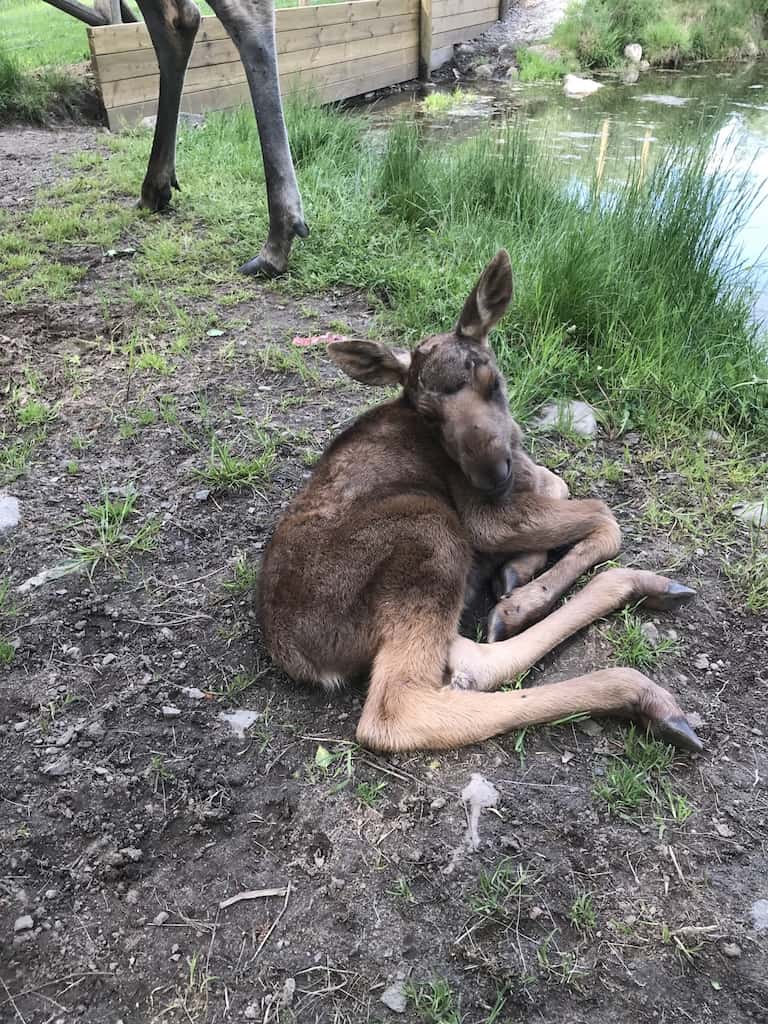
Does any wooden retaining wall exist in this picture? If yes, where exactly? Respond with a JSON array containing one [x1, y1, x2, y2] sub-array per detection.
[[88, 0, 501, 129]]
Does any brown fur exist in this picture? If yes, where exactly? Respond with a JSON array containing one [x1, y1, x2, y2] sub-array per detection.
[[259, 251, 703, 754]]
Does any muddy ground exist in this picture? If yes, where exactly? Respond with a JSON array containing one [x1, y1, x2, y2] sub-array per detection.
[[1, 125, 767, 1024]]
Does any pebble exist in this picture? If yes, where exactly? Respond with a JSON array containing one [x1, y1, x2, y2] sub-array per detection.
[[74, 620, 87, 631], [750, 899, 768, 931], [14, 915, 34, 933], [640, 622, 660, 646], [161, 705, 182, 719], [102, 653, 117, 667], [473, 63, 494, 79], [0, 494, 20, 535], [87, 721, 106, 740], [430, 797, 446, 811], [153, 911, 169, 926], [531, 399, 598, 437], [694, 654, 710, 671], [380, 981, 408, 1013], [722, 941, 741, 958]]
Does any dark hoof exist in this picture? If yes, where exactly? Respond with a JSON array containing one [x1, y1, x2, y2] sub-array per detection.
[[643, 580, 696, 612], [492, 565, 519, 602], [487, 607, 510, 643], [139, 178, 176, 213], [654, 715, 704, 753], [239, 254, 284, 278]]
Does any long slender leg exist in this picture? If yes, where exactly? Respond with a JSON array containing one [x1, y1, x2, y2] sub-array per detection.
[[134, 0, 200, 211], [449, 567, 694, 690], [208, 0, 308, 277]]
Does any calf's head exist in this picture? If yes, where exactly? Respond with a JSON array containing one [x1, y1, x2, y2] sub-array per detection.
[[328, 249, 521, 497]]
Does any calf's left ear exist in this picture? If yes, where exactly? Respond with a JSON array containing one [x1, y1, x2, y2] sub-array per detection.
[[456, 249, 514, 344], [328, 339, 411, 387]]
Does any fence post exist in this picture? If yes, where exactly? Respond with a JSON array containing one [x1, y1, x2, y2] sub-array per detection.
[[499, 0, 511, 19], [419, 0, 432, 81]]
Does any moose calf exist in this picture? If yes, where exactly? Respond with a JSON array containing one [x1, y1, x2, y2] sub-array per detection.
[[259, 251, 702, 754]]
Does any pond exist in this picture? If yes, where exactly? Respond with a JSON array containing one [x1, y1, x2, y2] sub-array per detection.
[[367, 61, 768, 326]]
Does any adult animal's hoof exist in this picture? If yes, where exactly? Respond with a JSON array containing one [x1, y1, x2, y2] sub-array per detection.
[[655, 715, 704, 753], [644, 580, 696, 611], [239, 254, 284, 278]]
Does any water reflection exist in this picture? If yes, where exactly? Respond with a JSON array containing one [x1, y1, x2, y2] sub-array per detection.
[[364, 62, 768, 323]]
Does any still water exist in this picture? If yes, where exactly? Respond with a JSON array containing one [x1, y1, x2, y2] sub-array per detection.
[[367, 61, 768, 325]]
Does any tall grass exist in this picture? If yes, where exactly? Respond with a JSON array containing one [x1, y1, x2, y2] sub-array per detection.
[[68, 99, 768, 438], [554, 0, 767, 67], [0, 44, 94, 123]]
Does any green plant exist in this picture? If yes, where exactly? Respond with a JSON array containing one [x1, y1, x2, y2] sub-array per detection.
[[223, 552, 260, 594], [195, 436, 276, 489], [569, 891, 597, 932], [469, 860, 536, 919], [70, 487, 159, 573], [593, 726, 693, 822], [388, 877, 416, 904], [355, 780, 387, 808], [606, 607, 679, 670], [517, 47, 574, 81], [405, 978, 461, 1024], [0, 638, 15, 665]]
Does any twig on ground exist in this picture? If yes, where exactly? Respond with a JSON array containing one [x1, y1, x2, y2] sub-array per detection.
[[218, 886, 288, 911], [253, 881, 292, 957]]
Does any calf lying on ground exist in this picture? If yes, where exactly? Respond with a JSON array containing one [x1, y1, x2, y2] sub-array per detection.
[[259, 251, 702, 754]]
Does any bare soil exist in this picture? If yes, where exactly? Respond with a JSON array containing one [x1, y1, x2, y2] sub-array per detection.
[[1, 126, 767, 1024]]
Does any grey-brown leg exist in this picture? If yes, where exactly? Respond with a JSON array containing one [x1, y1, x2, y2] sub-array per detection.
[[134, 0, 200, 211], [208, 0, 308, 276]]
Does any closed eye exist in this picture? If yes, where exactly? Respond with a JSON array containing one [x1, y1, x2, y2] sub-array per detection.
[[442, 382, 463, 396]]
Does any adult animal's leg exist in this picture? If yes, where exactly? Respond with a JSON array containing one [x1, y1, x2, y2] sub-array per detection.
[[208, 0, 308, 277], [134, 0, 201, 211]]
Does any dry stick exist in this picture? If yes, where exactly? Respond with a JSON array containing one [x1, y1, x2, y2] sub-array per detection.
[[253, 882, 292, 958], [218, 886, 288, 911], [0, 977, 27, 1024]]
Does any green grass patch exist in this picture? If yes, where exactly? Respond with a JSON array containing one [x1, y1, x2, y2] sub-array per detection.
[[517, 47, 575, 81], [70, 487, 160, 573], [421, 87, 476, 113], [554, 0, 767, 68], [605, 607, 679, 670], [0, 43, 94, 124]]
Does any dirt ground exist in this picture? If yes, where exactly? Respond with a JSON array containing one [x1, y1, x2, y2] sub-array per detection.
[[1, 125, 767, 1024]]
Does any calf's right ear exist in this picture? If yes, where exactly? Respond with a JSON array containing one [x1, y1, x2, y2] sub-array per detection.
[[328, 339, 411, 387]]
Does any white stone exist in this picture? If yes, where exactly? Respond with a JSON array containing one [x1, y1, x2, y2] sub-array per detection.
[[0, 495, 20, 535], [624, 43, 643, 63], [563, 74, 603, 98], [531, 399, 598, 437], [14, 915, 34, 933], [380, 981, 408, 1013], [733, 500, 768, 529], [751, 899, 768, 931], [218, 709, 258, 738]]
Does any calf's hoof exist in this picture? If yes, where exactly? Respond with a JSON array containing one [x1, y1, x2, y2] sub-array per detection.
[[643, 579, 696, 612], [138, 175, 179, 213], [654, 715, 704, 753], [239, 220, 310, 278]]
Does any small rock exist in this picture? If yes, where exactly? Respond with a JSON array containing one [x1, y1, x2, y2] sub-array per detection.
[[194, 489, 210, 502], [472, 63, 493, 80], [430, 797, 446, 811], [624, 43, 643, 63], [102, 653, 117, 667], [722, 941, 741, 958], [456, 42, 475, 56], [694, 654, 710, 671], [74, 619, 87, 630], [639, 59, 651, 71], [506, 66, 520, 80], [87, 721, 105, 740], [54, 727, 76, 748], [750, 899, 768, 931], [380, 980, 408, 1013], [218, 709, 258, 737], [0, 494, 20, 536], [733, 500, 768, 529], [44, 889, 57, 900], [181, 686, 206, 700], [14, 915, 34, 933], [714, 821, 736, 838], [531, 399, 598, 437], [529, 905, 544, 920], [161, 705, 182, 719], [577, 718, 603, 737], [563, 74, 602, 98], [244, 1005, 259, 1021], [703, 429, 725, 444], [153, 911, 169, 926], [640, 622, 660, 646], [280, 977, 296, 1008]]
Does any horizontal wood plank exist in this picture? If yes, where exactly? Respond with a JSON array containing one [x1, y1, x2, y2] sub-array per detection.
[[431, 0, 496, 18], [107, 55, 417, 128], [90, 0, 414, 55], [96, 12, 416, 82], [432, 7, 497, 35], [431, 20, 496, 50]]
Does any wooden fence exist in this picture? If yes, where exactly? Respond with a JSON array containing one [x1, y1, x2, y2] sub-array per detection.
[[88, 0, 500, 129]]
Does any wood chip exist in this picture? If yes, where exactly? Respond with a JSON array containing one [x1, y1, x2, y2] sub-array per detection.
[[218, 886, 288, 910]]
